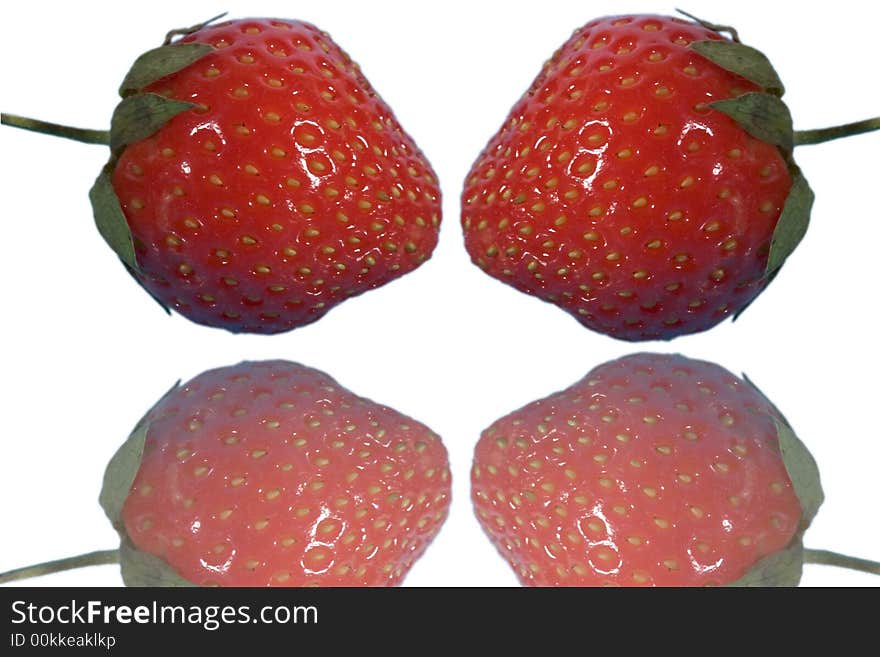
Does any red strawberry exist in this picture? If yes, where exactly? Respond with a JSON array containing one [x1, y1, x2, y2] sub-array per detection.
[[471, 352, 821, 586], [6, 16, 438, 334], [107, 17, 441, 333], [105, 359, 451, 586], [462, 14, 804, 340]]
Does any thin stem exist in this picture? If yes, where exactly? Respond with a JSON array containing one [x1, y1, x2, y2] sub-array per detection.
[[164, 12, 228, 45], [1, 112, 109, 145], [794, 117, 880, 146], [804, 548, 880, 576], [675, 9, 740, 43], [0, 549, 119, 585]]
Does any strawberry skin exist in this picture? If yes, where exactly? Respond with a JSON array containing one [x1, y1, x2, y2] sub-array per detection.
[[121, 360, 451, 586], [462, 15, 791, 340], [113, 18, 441, 333], [472, 353, 802, 586]]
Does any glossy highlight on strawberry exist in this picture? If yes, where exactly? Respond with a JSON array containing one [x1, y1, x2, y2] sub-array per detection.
[[462, 15, 792, 340], [113, 18, 441, 333], [471, 353, 806, 586], [118, 360, 452, 586]]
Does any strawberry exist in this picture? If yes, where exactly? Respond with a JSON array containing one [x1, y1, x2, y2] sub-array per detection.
[[471, 352, 822, 586], [462, 13, 823, 340], [102, 359, 452, 586], [6, 15, 442, 334]]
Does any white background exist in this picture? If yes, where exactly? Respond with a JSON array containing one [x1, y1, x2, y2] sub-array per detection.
[[1, 0, 877, 587]]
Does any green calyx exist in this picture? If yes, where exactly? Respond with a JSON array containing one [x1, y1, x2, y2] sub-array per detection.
[[120, 537, 196, 587], [728, 540, 805, 586], [98, 413, 152, 531], [766, 172, 814, 276], [99, 380, 195, 587], [709, 92, 793, 151], [687, 17, 812, 287], [88, 21, 217, 300], [690, 40, 784, 96], [775, 417, 824, 531], [119, 43, 214, 97], [109, 93, 199, 152], [90, 166, 139, 272], [726, 376, 824, 587]]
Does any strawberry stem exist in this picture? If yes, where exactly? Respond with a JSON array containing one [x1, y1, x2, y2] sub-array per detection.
[[804, 548, 880, 576], [1, 112, 109, 145], [0, 549, 119, 584], [675, 9, 740, 43], [163, 12, 228, 45], [794, 117, 880, 146]]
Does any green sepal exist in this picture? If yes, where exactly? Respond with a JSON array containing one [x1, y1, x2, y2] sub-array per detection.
[[120, 535, 196, 587], [741, 373, 824, 530], [99, 420, 150, 531], [89, 166, 139, 272], [726, 538, 804, 586], [691, 40, 785, 96], [766, 170, 814, 276], [109, 93, 198, 152], [98, 380, 180, 529], [710, 92, 794, 153], [726, 375, 823, 586], [775, 418, 824, 531], [100, 380, 194, 587], [119, 43, 214, 96]]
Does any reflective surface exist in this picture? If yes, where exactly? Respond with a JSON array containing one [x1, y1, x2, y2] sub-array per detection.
[[123, 360, 452, 586], [471, 352, 801, 586]]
